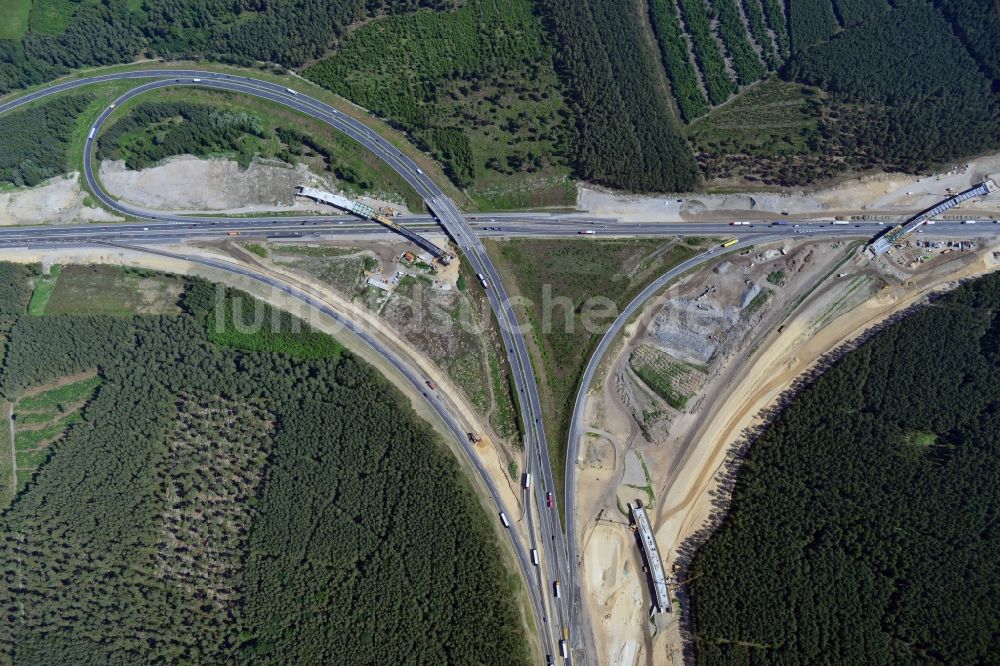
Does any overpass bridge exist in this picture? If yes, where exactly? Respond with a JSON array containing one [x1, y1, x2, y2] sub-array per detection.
[[629, 501, 670, 614], [868, 179, 997, 256], [295, 186, 453, 264]]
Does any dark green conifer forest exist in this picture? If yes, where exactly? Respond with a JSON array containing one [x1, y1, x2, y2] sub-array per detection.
[[688, 271, 1000, 664], [0, 272, 528, 665]]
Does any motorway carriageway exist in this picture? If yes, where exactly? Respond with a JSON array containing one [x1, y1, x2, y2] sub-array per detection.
[[3, 69, 574, 665], [4, 68, 995, 665], [0, 215, 994, 247]]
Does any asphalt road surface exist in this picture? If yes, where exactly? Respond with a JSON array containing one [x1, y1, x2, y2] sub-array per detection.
[[2, 68, 575, 664], [2, 68, 996, 665]]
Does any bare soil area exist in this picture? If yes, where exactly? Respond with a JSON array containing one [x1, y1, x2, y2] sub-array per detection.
[[249, 237, 519, 449], [0, 174, 119, 225], [99, 156, 412, 215], [578, 153, 1000, 222], [573, 230, 1000, 666]]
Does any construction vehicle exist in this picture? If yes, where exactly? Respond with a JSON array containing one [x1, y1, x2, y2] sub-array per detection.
[[468, 432, 483, 443]]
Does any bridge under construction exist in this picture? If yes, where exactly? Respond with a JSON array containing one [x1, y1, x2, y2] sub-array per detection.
[[629, 501, 670, 614], [295, 186, 452, 264], [868, 179, 998, 256]]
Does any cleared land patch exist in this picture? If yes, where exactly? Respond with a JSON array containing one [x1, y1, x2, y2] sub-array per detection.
[[0, 0, 32, 40], [486, 237, 705, 502], [684, 79, 838, 185], [42, 264, 182, 316], [204, 282, 343, 359], [628, 345, 706, 411], [271, 243, 519, 443], [27, 265, 60, 315], [97, 88, 422, 210], [0, 268, 529, 663], [10, 371, 99, 496], [155, 394, 272, 614], [305, 0, 575, 209], [688, 268, 1000, 664]]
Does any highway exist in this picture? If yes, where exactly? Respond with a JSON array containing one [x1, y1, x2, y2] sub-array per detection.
[[2, 68, 576, 664], [564, 235, 776, 642], [2, 67, 996, 665], [0, 215, 994, 248]]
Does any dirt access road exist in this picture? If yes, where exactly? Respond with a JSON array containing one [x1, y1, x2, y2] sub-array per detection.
[[574, 235, 1000, 666], [0, 245, 544, 644]]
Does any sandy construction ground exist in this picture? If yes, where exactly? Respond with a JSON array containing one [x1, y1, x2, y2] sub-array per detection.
[[578, 153, 1000, 222], [573, 232, 1000, 666], [0, 174, 120, 226], [99, 156, 412, 215]]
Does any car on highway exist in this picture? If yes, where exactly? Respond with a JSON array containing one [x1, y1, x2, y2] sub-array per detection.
[[546, 491, 554, 508]]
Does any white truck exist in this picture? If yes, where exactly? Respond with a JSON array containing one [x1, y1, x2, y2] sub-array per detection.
[[499, 512, 510, 528]]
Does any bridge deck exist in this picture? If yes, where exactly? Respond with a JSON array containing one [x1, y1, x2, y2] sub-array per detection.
[[296, 186, 450, 261], [630, 502, 670, 614], [868, 180, 996, 256]]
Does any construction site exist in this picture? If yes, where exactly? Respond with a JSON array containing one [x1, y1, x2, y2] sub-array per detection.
[[573, 224, 1000, 666]]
